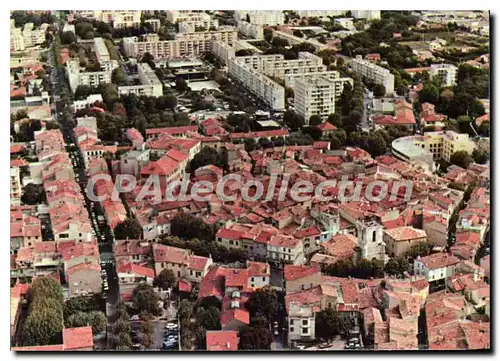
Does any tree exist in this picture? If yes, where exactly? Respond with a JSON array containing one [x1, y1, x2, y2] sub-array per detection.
[[309, 114, 323, 126], [239, 326, 273, 350], [21, 183, 46, 205], [450, 151, 473, 169], [114, 332, 132, 350], [197, 306, 221, 330], [74, 85, 94, 100], [132, 283, 162, 316], [22, 276, 64, 346], [153, 269, 176, 290], [111, 67, 126, 86], [114, 319, 132, 334], [142, 332, 154, 348], [170, 212, 217, 241], [472, 148, 489, 165], [175, 77, 189, 92], [327, 113, 342, 128], [302, 126, 322, 141], [478, 121, 490, 137], [419, 83, 439, 104], [366, 133, 387, 156], [188, 146, 228, 174], [91, 312, 107, 333], [283, 110, 305, 131], [406, 241, 430, 259], [61, 31, 77, 45], [384, 257, 409, 277], [246, 286, 280, 323], [373, 84, 386, 97], [330, 136, 342, 150], [114, 218, 142, 240], [244, 138, 257, 152], [315, 308, 341, 340], [112, 102, 128, 119], [198, 296, 222, 310]]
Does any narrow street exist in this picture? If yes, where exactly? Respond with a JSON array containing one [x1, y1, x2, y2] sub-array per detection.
[[48, 25, 120, 346]]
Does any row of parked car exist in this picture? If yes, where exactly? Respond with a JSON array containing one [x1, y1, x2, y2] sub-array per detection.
[[163, 322, 179, 350]]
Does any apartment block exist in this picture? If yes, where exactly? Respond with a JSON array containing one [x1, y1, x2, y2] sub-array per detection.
[[228, 58, 285, 110], [350, 55, 395, 95], [429, 64, 458, 87], [351, 10, 381, 20], [145, 19, 160, 32], [234, 10, 285, 26], [10, 21, 48, 52], [284, 71, 353, 97], [123, 28, 237, 59], [295, 10, 345, 18], [10, 167, 22, 206], [294, 76, 337, 124], [236, 52, 326, 82], [118, 63, 163, 97], [237, 21, 264, 39], [93, 37, 110, 63], [166, 10, 206, 24], [211, 39, 236, 65], [97, 10, 142, 28], [66, 60, 114, 93]]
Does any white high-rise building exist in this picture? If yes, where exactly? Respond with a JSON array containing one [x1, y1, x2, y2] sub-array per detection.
[[350, 55, 395, 95], [118, 63, 163, 97], [429, 64, 458, 87], [284, 71, 353, 98], [234, 11, 285, 26], [351, 10, 381, 20], [294, 76, 337, 124], [295, 10, 345, 18], [94, 37, 110, 63]]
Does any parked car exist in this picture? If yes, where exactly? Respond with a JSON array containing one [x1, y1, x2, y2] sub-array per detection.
[[319, 342, 331, 349], [130, 315, 140, 321], [296, 345, 306, 350]]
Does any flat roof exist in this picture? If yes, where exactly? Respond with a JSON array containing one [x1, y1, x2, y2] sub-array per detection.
[[188, 80, 220, 92]]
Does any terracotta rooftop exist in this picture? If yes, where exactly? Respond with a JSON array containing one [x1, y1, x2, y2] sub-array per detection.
[[63, 326, 94, 350], [206, 330, 238, 351], [284, 264, 320, 282]]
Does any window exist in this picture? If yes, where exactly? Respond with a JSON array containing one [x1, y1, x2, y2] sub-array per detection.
[[290, 320, 294, 325], [302, 320, 308, 326], [177, 271, 181, 277], [290, 327, 295, 333], [262, 277, 266, 282], [302, 327, 309, 334]]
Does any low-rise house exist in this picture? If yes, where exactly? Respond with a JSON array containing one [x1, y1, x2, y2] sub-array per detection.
[[206, 330, 238, 351], [414, 253, 461, 283], [383, 226, 427, 257], [284, 264, 321, 294], [287, 303, 316, 344]]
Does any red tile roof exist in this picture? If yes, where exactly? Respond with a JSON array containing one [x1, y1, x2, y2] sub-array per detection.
[[220, 308, 250, 326], [284, 264, 320, 282], [63, 326, 94, 350], [206, 330, 239, 351], [316, 122, 337, 131], [116, 260, 155, 278], [153, 243, 189, 265], [417, 253, 461, 270]]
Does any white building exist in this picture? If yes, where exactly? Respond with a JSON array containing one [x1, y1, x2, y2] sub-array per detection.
[[123, 28, 237, 59], [294, 76, 337, 124], [288, 303, 316, 344], [228, 58, 285, 111], [118, 63, 163, 97], [284, 71, 353, 97], [295, 10, 345, 18], [234, 10, 285, 26], [237, 21, 264, 39], [97, 10, 142, 28], [144, 19, 160, 32], [414, 253, 461, 282], [73, 94, 103, 111], [334, 18, 355, 31], [211, 39, 236, 65], [429, 64, 458, 87], [66, 59, 114, 93], [236, 52, 326, 82], [10, 167, 22, 206], [351, 10, 381, 20], [350, 55, 395, 95], [93, 37, 110, 63]]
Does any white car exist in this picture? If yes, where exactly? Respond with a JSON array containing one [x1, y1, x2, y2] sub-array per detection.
[[130, 315, 140, 321], [297, 345, 306, 350]]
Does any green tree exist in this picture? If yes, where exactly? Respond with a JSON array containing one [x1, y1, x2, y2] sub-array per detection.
[[114, 218, 143, 240], [309, 114, 323, 126], [330, 136, 342, 150], [472, 148, 489, 165], [450, 150, 473, 169], [197, 306, 221, 330], [74, 85, 94, 100], [366, 133, 387, 156], [419, 83, 439, 104], [239, 326, 273, 350], [21, 183, 46, 205], [327, 113, 342, 128], [111, 67, 126, 86], [91, 312, 107, 333], [246, 286, 280, 323], [315, 307, 341, 340], [153, 269, 176, 290], [175, 77, 189, 92], [283, 110, 305, 131], [114, 331, 132, 350], [61, 31, 77, 45], [132, 283, 162, 316], [406, 241, 430, 259], [478, 121, 490, 137], [373, 84, 386, 97], [384, 257, 409, 276]]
